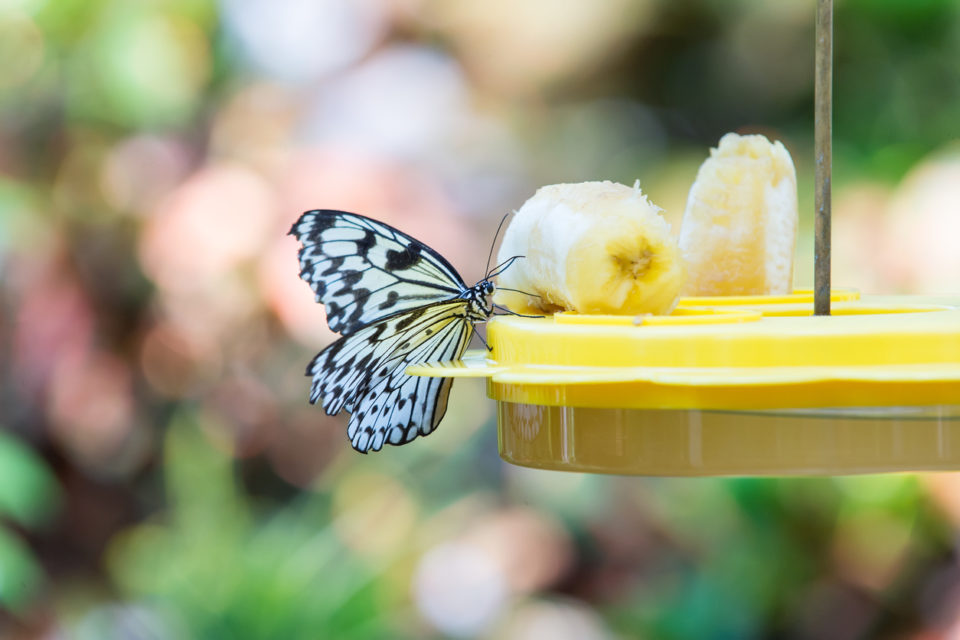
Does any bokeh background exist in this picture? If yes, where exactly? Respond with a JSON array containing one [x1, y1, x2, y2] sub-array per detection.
[[2, 0, 960, 637]]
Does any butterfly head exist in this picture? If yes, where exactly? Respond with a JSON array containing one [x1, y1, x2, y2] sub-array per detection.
[[479, 279, 495, 298], [466, 278, 496, 320]]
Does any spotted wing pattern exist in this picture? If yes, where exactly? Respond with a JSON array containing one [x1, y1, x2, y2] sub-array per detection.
[[307, 300, 473, 452], [290, 210, 466, 335]]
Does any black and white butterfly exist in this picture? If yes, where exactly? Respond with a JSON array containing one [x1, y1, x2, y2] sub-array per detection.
[[289, 210, 523, 453]]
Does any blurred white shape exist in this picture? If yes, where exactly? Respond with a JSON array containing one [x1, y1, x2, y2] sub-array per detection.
[[275, 146, 473, 272], [498, 599, 612, 640], [304, 45, 468, 157], [300, 43, 527, 220], [220, 0, 388, 83], [413, 542, 507, 638]]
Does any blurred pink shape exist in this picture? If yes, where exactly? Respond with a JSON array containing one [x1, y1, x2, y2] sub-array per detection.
[[260, 233, 336, 348], [794, 580, 877, 640], [265, 146, 479, 342], [153, 272, 259, 361], [203, 375, 278, 458], [464, 507, 573, 594], [266, 409, 345, 487], [832, 184, 893, 293], [139, 322, 213, 398], [11, 251, 94, 400], [923, 474, 960, 528], [140, 163, 276, 293], [883, 149, 960, 294], [47, 349, 135, 466]]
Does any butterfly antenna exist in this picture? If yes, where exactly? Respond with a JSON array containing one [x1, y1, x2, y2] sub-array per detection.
[[484, 212, 513, 278], [493, 304, 544, 319], [487, 255, 525, 279]]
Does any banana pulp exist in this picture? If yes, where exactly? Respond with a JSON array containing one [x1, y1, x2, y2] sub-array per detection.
[[679, 133, 798, 296], [494, 181, 686, 315]]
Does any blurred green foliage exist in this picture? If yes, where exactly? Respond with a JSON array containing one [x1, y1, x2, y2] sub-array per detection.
[[102, 416, 394, 639], [835, 0, 960, 180], [0, 430, 60, 612]]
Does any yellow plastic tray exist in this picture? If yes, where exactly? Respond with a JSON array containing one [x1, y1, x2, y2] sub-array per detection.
[[408, 291, 960, 475]]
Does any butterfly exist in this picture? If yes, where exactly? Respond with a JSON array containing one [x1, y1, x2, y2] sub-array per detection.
[[289, 210, 524, 453]]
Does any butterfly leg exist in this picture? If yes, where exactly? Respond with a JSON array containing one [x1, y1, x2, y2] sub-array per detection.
[[470, 322, 492, 352]]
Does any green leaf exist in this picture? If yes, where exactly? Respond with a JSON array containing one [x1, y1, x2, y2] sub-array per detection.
[[0, 429, 60, 529], [0, 527, 43, 612]]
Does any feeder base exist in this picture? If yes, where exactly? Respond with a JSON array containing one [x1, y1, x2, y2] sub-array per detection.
[[498, 404, 960, 476]]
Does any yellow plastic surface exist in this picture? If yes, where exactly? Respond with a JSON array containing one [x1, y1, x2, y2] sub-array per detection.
[[409, 292, 960, 410], [498, 405, 960, 476], [406, 291, 960, 475]]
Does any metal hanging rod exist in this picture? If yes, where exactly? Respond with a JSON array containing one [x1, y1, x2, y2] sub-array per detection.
[[814, 0, 833, 316]]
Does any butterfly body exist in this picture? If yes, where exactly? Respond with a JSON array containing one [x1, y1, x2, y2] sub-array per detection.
[[290, 210, 496, 453], [461, 279, 496, 321]]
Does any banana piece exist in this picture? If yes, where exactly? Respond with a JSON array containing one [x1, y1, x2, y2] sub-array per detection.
[[494, 181, 686, 315], [679, 133, 798, 296]]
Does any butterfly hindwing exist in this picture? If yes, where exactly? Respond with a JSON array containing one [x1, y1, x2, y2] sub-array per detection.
[[307, 300, 474, 452], [290, 210, 466, 335], [347, 360, 459, 452]]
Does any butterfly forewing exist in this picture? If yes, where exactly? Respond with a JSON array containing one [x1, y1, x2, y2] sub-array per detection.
[[290, 210, 467, 335]]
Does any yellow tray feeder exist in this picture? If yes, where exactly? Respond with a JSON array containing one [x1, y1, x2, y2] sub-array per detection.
[[408, 291, 960, 475]]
